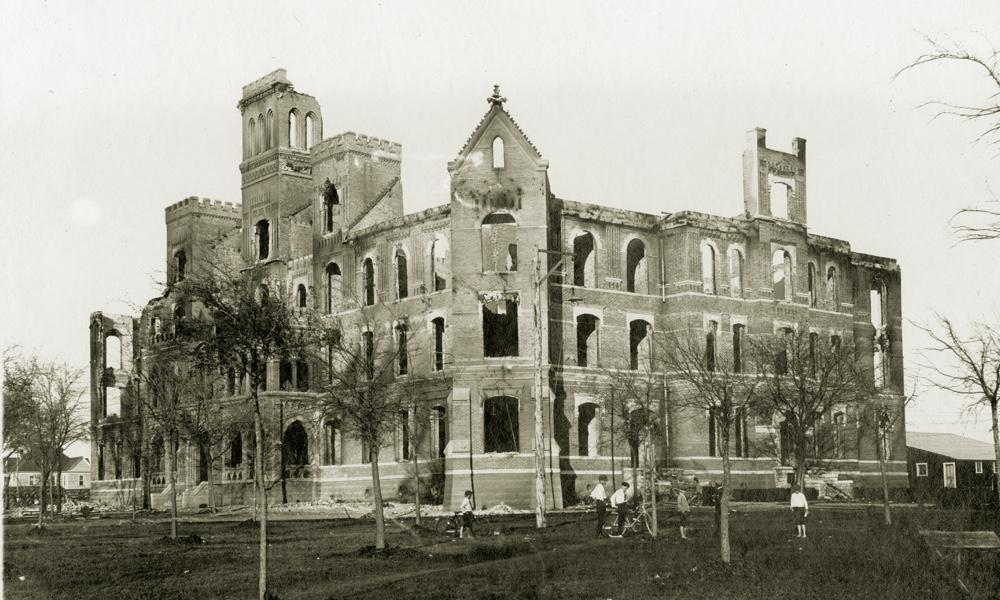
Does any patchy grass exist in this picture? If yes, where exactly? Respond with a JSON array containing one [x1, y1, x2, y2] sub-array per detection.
[[3, 506, 997, 599]]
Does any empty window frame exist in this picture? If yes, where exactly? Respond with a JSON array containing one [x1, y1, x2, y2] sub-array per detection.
[[266, 109, 273, 149], [396, 323, 409, 376], [174, 250, 187, 282], [430, 236, 450, 292], [326, 263, 342, 314], [826, 266, 838, 305], [628, 319, 652, 371], [701, 243, 717, 295], [395, 248, 408, 300], [431, 405, 447, 458], [772, 249, 792, 302], [576, 314, 600, 368], [705, 320, 718, 372], [732, 324, 745, 373], [481, 212, 517, 273], [578, 402, 599, 456], [256, 114, 265, 155], [323, 419, 341, 465], [398, 410, 410, 461], [734, 408, 749, 458], [432, 317, 445, 371], [833, 412, 846, 459], [254, 219, 270, 260], [807, 262, 818, 307], [572, 232, 596, 287], [708, 408, 719, 457], [173, 303, 185, 337], [492, 136, 505, 169], [305, 113, 315, 148], [776, 327, 793, 375], [248, 117, 257, 155], [105, 334, 122, 371], [227, 433, 243, 468], [362, 331, 375, 378], [282, 421, 309, 466], [768, 174, 792, 219], [322, 180, 339, 232], [484, 396, 519, 452], [483, 298, 519, 357], [626, 238, 647, 294], [362, 257, 376, 306], [729, 249, 744, 298], [288, 109, 298, 148], [296, 284, 307, 310]]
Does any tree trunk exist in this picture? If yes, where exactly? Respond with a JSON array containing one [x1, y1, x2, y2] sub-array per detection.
[[531, 252, 548, 529], [411, 430, 421, 527], [207, 449, 215, 512], [720, 433, 732, 564], [645, 435, 657, 538], [169, 432, 179, 539], [280, 401, 287, 505], [370, 446, 386, 549], [37, 464, 46, 529], [877, 427, 892, 526], [795, 433, 807, 494], [991, 402, 1000, 513], [56, 464, 63, 514], [254, 406, 268, 600]]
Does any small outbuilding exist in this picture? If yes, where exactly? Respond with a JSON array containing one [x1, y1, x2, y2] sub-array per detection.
[[907, 432, 997, 506]]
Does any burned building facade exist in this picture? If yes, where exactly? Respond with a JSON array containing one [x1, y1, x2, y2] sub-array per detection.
[[89, 70, 906, 510]]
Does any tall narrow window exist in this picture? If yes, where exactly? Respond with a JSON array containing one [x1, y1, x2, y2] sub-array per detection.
[[323, 180, 339, 233], [266, 109, 273, 149], [871, 280, 888, 389], [573, 232, 597, 288], [507, 244, 518, 271], [705, 321, 718, 372], [492, 136, 505, 169], [282, 421, 309, 467], [576, 314, 600, 368], [105, 334, 122, 371], [826, 266, 838, 306], [432, 317, 445, 371], [305, 113, 315, 148], [807, 263, 817, 307], [248, 118, 257, 155], [326, 263, 342, 314], [626, 238, 647, 294], [395, 249, 408, 300], [255, 219, 270, 260], [257, 114, 265, 154], [735, 408, 749, 458], [173, 303, 185, 337], [769, 175, 792, 219], [629, 319, 651, 371], [833, 412, 845, 459], [296, 284, 307, 310], [431, 406, 447, 458], [708, 408, 718, 457], [809, 332, 818, 377], [174, 250, 187, 282], [777, 327, 793, 375], [772, 249, 792, 302], [323, 419, 340, 465], [701, 243, 716, 294], [363, 331, 374, 379], [398, 410, 410, 461], [288, 110, 298, 148], [396, 323, 408, 376], [483, 298, 519, 357], [578, 403, 599, 456], [729, 249, 744, 298], [481, 212, 517, 272], [484, 396, 519, 452], [363, 258, 376, 306], [732, 324, 745, 373], [296, 360, 309, 391], [431, 236, 450, 292]]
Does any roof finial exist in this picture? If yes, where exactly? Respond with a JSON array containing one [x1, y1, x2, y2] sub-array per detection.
[[488, 84, 507, 108]]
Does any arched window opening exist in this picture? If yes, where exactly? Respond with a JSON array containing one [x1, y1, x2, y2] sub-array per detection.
[[296, 360, 309, 391], [701, 243, 717, 294], [288, 109, 298, 148], [708, 408, 719, 457], [626, 239, 647, 294], [104, 387, 121, 418], [174, 250, 187, 282], [484, 396, 518, 453], [732, 324, 745, 373], [432, 317, 445, 371], [396, 323, 409, 376], [769, 175, 792, 219], [481, 213, 517, 273], [431, 406, 447, 458], [483, 297, 519, 357], [777, 327, 794, 375], [398, 410, 410, 461], [197, 442, 209, 483], [871, 280, 888, 389], [279, 359, 293, 390], [772, 249, 792, 302], [305, 113, 315, 148], [729, 249, 743, 298], [282, 421, 309, 466], [492, 136, 505, 169], [362, 258, 376, 306], [323, 180, 339, 232], [807, 263, 818, 307], [578, 403, 599, 456], [323, 419, 341, 465], [395, 249, 408, 300], [572, 232, 596, 287], [248, 118, 257, 155], [576, 314, 600, 368], [826, 266, 839, 306], [629, 319, 651, 371], [266, 109, 274, 149], [733, 408, 749, 458], [173, 303, 185, 337], [151, 433, 164, 473], [362, 331, 374, 378], [254, 219, 270, 261], [326, 263, 342, 314], [228, 433, 243, 468], [296, 284, 307, 310], [833, 412, 846, 459], [256, 114, 265, 155], [705, 320, 718, 372], [105, 334, 122, 371], [430, 237, 450, 291]]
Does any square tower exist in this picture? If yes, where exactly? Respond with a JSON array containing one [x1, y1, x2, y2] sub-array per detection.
[[742, 128, 807, 225]]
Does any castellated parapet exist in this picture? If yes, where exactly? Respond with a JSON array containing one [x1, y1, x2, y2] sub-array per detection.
[[312, 131, 402, 162], [165, 196, 242, 223]]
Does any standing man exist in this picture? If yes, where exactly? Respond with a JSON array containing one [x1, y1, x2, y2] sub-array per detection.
[[590, 475, 609, 538], [609, 481, 631, 537], [676, 488, 690, 539], [790, 488, 809, 538]]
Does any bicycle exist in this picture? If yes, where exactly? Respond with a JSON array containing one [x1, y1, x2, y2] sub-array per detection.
[[434, 512, 465, 537], [603, 502, 654, 537]]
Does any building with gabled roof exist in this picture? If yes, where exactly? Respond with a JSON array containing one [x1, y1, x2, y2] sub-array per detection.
[[88, 71, 907, 510]]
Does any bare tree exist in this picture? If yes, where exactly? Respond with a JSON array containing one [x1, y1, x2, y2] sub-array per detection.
[[750, 327, 860, 494], [918, 315, 1000, 509], [659, 326, 759, 563], [3, 349, 37, 504]]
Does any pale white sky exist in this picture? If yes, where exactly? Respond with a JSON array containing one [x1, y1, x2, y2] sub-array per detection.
[[2, 1, 999, 455]]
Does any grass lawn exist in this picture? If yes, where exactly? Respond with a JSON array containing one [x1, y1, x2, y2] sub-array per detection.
[[4, 505, 998, 599]]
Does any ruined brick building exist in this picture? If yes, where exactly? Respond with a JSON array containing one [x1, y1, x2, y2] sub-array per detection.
[[89, 70, 906, 510]]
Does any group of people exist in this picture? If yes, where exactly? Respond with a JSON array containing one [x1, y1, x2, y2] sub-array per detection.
[[589, 475, 810, 539]]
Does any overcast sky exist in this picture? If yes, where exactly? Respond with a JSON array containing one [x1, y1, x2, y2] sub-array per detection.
[[3, 1, 999, 453]]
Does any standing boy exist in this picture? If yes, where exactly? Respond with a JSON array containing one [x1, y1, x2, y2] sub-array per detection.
[[590, 475, 609, 538], [609, 481, 631, 537], [790, 488, 808, 538], [459, 489, 475, 538], [676, 488, 690, 539]]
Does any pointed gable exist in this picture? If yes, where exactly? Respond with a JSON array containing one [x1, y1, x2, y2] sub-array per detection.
[[448, 87, 545, 175]]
